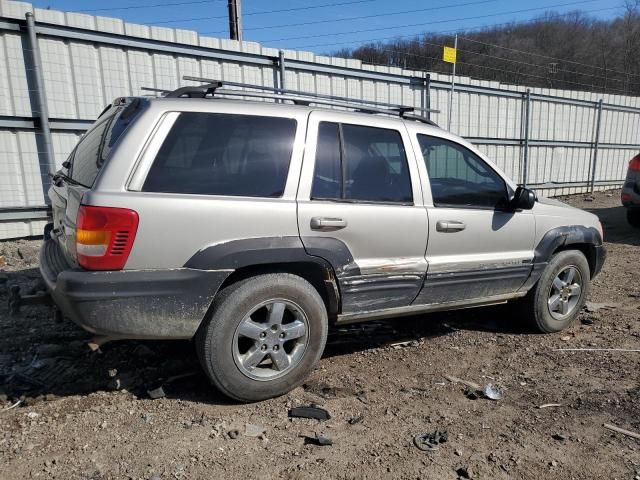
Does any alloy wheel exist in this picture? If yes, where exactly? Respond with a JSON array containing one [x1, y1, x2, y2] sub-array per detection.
[[232, 299, 309, 381], [547, 265, 583, 320]]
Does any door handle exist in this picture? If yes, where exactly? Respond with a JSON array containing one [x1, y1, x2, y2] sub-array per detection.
[[436, 220, 466, 233], [310, 217, 348, 231]]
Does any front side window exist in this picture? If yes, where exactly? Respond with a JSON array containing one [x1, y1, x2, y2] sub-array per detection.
[[417, 135, 508, 209], [142, 112, 297, 197], [311, 122, 413, 204]]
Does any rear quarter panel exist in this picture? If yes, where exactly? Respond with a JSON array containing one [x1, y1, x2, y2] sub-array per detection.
[[86, 100, 309, 269]]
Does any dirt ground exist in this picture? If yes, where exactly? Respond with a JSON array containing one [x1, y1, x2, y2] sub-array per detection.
[[0, 190, 639, 480]]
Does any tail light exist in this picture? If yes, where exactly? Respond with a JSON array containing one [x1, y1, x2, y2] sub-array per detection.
[[76, 205, 139, 270], [630, 154, 640, 172]]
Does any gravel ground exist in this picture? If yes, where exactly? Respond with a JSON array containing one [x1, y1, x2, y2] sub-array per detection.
[[0, 190, 639, 480]]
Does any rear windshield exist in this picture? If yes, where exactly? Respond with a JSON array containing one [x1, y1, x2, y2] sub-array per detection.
[[69, 99, 145, 187], [142, 112, 297, 198]]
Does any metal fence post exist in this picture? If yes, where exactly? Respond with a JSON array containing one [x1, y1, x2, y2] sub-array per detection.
[[425, 73, 431, 121], [278, 50, 286, 100], [589, 99, 603, 194], [522, 89, 531, 187], [447, 34, 458, 131], [25, 12, 56, 177]]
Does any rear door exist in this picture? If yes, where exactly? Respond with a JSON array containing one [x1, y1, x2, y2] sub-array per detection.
[[409, 131, 535, 305], [297, 111, 429, 313]]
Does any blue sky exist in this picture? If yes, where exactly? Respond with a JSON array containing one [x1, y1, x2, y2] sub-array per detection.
[[28, 0, 623, 54]]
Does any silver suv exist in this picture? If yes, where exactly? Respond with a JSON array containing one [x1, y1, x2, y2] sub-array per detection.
[[40, 83, 606, 402]]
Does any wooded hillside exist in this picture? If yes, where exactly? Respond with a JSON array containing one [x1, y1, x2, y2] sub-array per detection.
[[333, 3, 640, 95]]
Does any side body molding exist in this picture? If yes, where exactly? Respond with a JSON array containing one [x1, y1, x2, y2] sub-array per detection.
[[303, 238, 425, 312], [183, 236, 424, 314], [181, 226, 604, 321]]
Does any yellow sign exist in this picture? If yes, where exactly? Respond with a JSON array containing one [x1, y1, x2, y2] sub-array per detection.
[[443, 46, 457, 64]]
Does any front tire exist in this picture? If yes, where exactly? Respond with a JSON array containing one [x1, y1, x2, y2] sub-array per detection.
[[196, 273, 328, 402], [520, 250, 590, 333]]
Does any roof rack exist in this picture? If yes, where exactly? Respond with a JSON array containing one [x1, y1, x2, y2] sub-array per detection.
[[143, 77, 439, 126]]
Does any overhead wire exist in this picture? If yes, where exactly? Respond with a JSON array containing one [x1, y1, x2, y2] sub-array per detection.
[[279, 6, 617, 50], [276, 12, 631, 90], [452, 45, 634, 86], [345, 42, 631, 94], [442, 61, 628, 94], [378, 37, 630, 86], [201, 0, 507, 34], [258, 0, 604, 42], [77, 0, 224, 13], [336, 48, 630, 94], [67, 0, 633, 92], [268, 4, 633, 89], [460, 36, 640, 79], [371, 39, 639, 91], [148, 0, 377, 25]]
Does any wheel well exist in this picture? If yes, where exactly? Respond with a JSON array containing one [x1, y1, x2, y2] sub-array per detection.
[[553, 243, 597, 278], [217, 262, 340, 318]]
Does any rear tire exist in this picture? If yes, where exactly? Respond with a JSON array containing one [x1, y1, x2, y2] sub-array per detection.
[[627, 209, 640, 228], [195, 273, 328, 402], [519, 250, 590, 333]]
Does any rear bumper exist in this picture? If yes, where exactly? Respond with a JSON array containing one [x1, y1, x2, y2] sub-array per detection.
[[39, 238, 232, 339]]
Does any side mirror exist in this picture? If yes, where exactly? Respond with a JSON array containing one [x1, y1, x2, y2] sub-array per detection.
[[510, 186, 536, 210]]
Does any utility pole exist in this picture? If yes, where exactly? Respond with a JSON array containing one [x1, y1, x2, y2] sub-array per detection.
[[228, 0, 242, 42]]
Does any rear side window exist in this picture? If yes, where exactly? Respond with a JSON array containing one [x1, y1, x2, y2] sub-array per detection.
[[70, 99, 144, 187], [311, 122, 413, 204], [142, 113, 297, 197]]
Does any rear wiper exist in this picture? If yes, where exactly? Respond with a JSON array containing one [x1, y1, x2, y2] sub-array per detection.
[[49, 171, 89, 188]]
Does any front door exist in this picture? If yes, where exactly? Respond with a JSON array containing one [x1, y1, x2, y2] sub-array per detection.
[[411, 133, 535, 305], [297, 112, 429, 313]]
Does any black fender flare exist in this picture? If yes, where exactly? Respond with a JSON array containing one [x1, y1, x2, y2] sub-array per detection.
[[520, 225, 604, 291], [183, 236, 355, 274], [183, 236, 358, 315], [533, 225, 602, 263]]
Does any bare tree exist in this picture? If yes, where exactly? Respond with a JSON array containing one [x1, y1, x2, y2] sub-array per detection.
[[331, 8, 640, 95]]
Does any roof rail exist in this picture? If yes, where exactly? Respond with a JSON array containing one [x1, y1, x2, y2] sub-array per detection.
[[140, 86, 170, 94], [144, 77, 439, 126]]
